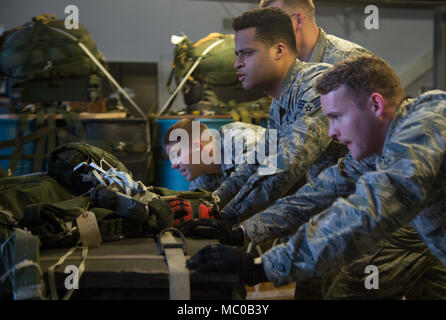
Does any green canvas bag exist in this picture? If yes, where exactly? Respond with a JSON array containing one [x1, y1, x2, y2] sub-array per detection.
[[167, 32, 238, 91], [0, 14, 106, 84]]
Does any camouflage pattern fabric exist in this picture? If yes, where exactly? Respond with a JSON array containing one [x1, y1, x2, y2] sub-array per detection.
[[240, 28, 392, 300], [188, 122, 267, 192], [188, 173, 225, 192], [309, 28, 371, 65], [209, 29, 370, 223], [325, 225, 446, 299], [295, 29, 445, 299], [215, 60, 348, 223], [242, 153, 379, 244], [258, 91, 446, 287], [223, 29, 371, 225]]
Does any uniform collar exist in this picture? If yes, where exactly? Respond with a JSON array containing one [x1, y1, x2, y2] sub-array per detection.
[[383, 98, 412, 149], [308, 28, 327, 63], [276, 59, 302, 106]]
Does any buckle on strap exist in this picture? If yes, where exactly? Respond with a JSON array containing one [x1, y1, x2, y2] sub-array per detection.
[[157, 228, 187, 256]]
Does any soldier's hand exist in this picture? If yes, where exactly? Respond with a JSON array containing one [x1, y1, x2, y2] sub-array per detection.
[[167, 197, 218, 227], [166, 197, 193, 227], [186, 244, 267, 286], [177, 218, 244, 246]]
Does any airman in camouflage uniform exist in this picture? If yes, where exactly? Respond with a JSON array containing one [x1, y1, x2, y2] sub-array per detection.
[[217, 1, 371, 222], [186, 121, 267, 192], [188, 56, 446, 299], [248, 57, 446, 299], [260, 0, 371, 64], [164, 119, 266, 192], [215, 59, 344, 222], [249, 0, 439, 300]]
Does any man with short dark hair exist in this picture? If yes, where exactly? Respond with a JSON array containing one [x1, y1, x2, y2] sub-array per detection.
[[211, 7, 346, 225], [248, 0, 443, 300], [219, 0, 372, 224], [188, 55, 446, 299]]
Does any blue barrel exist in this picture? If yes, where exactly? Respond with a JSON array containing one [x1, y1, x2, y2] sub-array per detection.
[[0, 118, 36, 175], [154, 117, 234, 191]]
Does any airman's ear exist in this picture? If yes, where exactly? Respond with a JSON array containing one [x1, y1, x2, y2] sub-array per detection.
[[275, 43, 287, 60], [291, 12, 305, 31], [369, 92, 385, 119]]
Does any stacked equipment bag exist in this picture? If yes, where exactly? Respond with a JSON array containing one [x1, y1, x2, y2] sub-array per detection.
[[0, 14, 106, 84], [0, 142, 218, 299]]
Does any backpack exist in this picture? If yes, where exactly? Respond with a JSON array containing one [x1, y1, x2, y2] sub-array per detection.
[[0, 14, 106, 84]]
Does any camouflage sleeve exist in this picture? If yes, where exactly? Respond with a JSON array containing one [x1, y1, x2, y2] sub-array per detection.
[[212, 123, 269, 209], [261, 106, 446, 287], [188, 174, 224, 192], [212, 163, 259, 207], [242, 154, 378, 244], [221, 109, 332, 223]]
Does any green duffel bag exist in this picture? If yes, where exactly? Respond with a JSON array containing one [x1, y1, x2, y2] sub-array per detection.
[[47, 142, 132, 196], [0, 14, 106, 83], [167, 32, 238, 90], [0, 173, 74, 243], [0, 173, 172, 249]]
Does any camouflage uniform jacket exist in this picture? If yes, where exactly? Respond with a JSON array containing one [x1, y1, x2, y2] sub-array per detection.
[[257, 91, 446, 287], [309, 28, 370, 65], [215, 59, 346, 223], [188, 122, 267, 192]]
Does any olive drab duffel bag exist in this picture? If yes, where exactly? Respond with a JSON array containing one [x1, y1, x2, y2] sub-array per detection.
[[0, 173, 172, 249], [167, 32, 238, 91], [0, 142, 224, 300], [47, 142, 133, 195], [1, 142, 219, 248], [0, 14, 107, 84], [0, 142, 173, 248]]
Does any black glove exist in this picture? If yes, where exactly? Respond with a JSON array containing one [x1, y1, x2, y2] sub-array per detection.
[[178, 218, 244, 246], [186, 244, 267, 286]]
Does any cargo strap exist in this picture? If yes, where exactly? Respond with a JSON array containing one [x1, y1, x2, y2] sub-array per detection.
[[0, 108, 86, 175], [157, 228, 190, 300], [47, 243, 88, 300]]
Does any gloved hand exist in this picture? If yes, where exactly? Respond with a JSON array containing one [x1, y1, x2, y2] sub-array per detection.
[[178, 218, 244, 246], [186, 244, 268, 286], [166, 197, 217, 227]]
